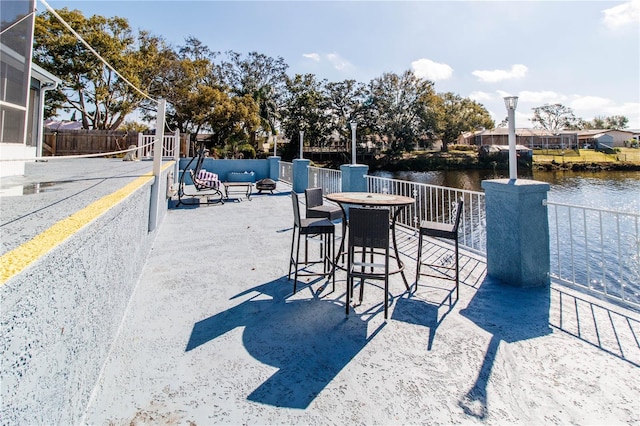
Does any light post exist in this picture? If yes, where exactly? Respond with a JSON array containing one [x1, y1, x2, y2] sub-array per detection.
[[299, 130, 304, 159], [273, 134, 277, 157], [350, 121, 357, 165], [504, 96, 518, 180]]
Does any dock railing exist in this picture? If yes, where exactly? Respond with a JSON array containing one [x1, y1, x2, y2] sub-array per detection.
[[281, 162, 638, 310], [545, 200, 640, 309], [308, 166, 342, 195], [279, 161, 293, 184], [365, 175, 487, 256], [138, 129, 180, 159]]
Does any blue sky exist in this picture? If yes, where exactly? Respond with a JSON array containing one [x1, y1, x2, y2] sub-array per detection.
[[45, 0, 640, 129]]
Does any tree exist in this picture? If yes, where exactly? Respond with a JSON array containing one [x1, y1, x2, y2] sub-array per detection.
[[368, 71, 437, 154], [33, 8, 171, 130], [435, 93, 494, 151], [585, 115, 629, 130], [530, 103, 579, 132], [280, 74, 331, 158], [324, 80, 368, 151], [219, 51, 289, 148], [118, 120, 149, 133], [147, 37, 220, 137]]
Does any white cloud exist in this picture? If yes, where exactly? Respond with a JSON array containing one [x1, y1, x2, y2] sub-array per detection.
[[602, 0, 640, 30], [326, 53, 351, 71], [411, 58, 453, 81], [518, 90, 565, 104], [303, 52, 353, 72], [468, 91, 492, 102], [569, 96, 640, 128], [570, 95, 613, 110], [472, 64, 528, 83]]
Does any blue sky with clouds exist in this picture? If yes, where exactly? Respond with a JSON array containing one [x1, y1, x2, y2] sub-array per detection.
[[45, 0, 640, 129]]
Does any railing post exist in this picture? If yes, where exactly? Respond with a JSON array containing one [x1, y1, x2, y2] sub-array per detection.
[[173, 129, 180, 196], [149, 99, 166, 232], [137, 132, 143, 159], [268, 156, 280, 181], [481, 179, 550, 287], [340, 164, 368, 192], [292, 159, 310, 193]]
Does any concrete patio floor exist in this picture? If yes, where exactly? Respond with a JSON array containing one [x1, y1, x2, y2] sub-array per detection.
[[81, 183, 640, 425]]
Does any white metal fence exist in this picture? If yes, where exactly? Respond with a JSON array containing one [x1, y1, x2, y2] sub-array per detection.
[[279, 164, 639, 310], [546, 200, 640, 308], [308, 166, 342, 195], [138, 129, 180, 159], [365, 175, 487, 255], [280, 161, 293, 184]]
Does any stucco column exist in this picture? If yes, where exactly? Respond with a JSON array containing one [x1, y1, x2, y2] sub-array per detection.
[[268, 156, 280, 181], [340, 164, 368, 192], [481, 179, 550, 288], [292, 159, 310, 193]]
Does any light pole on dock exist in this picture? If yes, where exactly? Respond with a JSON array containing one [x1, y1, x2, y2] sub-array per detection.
[[504, 96, 518, 180], [350, 120, 357, 165], [299, 130, 304, 159]]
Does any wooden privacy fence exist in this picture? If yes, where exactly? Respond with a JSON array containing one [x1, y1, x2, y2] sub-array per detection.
[[43, 129, 188, 157]]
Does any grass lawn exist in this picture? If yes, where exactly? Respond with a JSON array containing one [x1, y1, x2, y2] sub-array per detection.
[[533, 148, 640, 164]]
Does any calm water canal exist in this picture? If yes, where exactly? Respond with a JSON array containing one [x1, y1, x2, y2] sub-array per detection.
[[372, 169, 640, 212], [372, 168, 640, 304]]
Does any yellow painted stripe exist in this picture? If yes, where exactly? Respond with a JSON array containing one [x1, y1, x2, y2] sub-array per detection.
[[0, 162, 174, 285]]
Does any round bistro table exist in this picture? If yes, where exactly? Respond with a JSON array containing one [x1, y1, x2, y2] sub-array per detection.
[[325, 192, 415, 290]]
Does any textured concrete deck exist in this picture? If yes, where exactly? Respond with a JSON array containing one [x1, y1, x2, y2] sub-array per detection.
[[80, 184, 640, 425]]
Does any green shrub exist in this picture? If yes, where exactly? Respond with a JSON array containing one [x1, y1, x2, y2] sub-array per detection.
[[449, 144, 477, 152]]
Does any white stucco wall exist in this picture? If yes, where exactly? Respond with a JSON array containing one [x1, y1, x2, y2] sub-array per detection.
[[0, 167, 172, 424]]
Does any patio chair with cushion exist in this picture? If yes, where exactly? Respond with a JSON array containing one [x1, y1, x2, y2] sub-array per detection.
[[288, 191, 336, 294], [305, 187, 343, 221], [415, 199, 464, 301], [346, 207, 391, 319], [177, 143, 224, 206]]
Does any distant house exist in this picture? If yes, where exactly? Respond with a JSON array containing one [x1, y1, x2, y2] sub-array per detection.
[[576, 129, 635, 149], [458, 128, 579, 150]]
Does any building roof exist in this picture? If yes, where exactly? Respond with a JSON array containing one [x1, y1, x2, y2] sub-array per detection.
[[31, 63, 62, 86]]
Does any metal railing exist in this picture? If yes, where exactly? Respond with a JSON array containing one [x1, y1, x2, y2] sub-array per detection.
[[546, 200, 640, 308], [365, 175, 486, 255], [138, 129, 180, 159], [280, 161, 293, 184], [308, 166, 342, 195]]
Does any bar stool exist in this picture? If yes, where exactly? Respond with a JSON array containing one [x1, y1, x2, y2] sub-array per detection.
[[305, 187, 343, 221], [415, 199, 464, 300], [289, 191, 335, 293], [346, 207, 391, 319]]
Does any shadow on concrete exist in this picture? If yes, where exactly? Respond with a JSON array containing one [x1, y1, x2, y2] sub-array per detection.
[[550, 286, 640, 367], [392, 288, 457, 350], [458, 276, 552, 419], [185, 276, 383, 409]]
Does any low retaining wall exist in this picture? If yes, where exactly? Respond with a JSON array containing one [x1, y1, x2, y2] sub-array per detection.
[[179, 158, 270, 184], [0, 166, 173, 424]]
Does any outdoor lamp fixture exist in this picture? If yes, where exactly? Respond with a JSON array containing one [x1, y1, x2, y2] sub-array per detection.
[[299, 130, 304, 159], [273, 134, 277, 157], [350, 121, 357, 165], [504, 96, 519, 180]]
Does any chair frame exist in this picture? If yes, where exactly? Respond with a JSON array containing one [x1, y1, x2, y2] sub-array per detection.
[[415, 199, 464, 301], [288, 192, 336, 294], [177, 143, 224, 206], [346, 207, 391, 319]]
